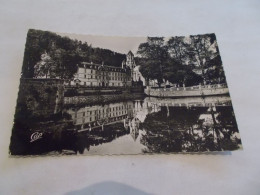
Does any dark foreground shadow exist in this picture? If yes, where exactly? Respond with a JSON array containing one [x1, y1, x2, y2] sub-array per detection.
[[65, 181, 153, 195]]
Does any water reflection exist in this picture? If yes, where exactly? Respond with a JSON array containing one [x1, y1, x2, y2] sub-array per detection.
[[10, 95, 241, 155]]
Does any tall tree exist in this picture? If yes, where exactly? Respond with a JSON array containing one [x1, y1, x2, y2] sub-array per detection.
[[49, 48, 81, 80], [188, 34, 218, 84], [167, 36, 190, 65], [137, 37, 168, 86], [206, 55, 226, 84], [34, 53, 55, 78]]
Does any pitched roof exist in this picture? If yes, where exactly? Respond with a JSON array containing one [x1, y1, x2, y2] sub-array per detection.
[[127, 51, 134, 56]]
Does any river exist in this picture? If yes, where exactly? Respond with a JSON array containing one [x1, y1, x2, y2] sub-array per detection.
[[10, 95, 242, 155]]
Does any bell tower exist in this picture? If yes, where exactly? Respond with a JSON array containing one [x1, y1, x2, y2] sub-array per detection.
[[125, 51, 136, 81], [126, 51, 136, 69]]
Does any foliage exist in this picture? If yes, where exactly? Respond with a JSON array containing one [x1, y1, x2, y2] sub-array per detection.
[[34, 53, 56, 78], [137, 34, 226, 87], [137, 37, 168, 86], [22, 29, 125, 79], [205, 55, 226, 84], [167, 36, 189, 65], [140, 106, 240, 152]]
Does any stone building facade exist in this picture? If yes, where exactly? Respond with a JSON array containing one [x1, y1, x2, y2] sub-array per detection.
[[71, 51, 138, 87]]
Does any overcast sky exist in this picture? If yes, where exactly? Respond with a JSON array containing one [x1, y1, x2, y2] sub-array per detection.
[[57, 32, 147, 55]]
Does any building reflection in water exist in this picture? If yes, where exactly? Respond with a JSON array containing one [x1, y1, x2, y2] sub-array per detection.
[[66, 101, 134, 132]]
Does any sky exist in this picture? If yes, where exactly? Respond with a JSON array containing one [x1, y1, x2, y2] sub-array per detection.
[[57, 32, 147, 55]]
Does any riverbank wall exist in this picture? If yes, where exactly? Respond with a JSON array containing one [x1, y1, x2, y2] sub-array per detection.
[[64, 85, 144, 105], [64, 90, 144, 105], [145, 84, 229, 98]]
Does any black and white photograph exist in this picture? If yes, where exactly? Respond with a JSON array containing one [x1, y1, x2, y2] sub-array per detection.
[[9, 29, 242, 155]]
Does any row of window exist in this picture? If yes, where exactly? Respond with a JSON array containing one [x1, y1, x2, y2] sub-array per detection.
[[83, 82, 125, 86], [82, 74, 129, 81], [76, 113, 128, 123], [82, 65, 125, 72], [75, 115, 128, 128], [82, 68, 126, 74], [79, 108, 130, 116]]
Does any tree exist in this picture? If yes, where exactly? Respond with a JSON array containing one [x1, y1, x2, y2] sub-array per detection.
[[167, 36, 190, 65], [205, 55, 226, 84], [137, 36, 204, 87], [34, 53, 55, 78], [188, 34, 218, 84], [137, 37, 168, 87], [49, 48, 81, 80]]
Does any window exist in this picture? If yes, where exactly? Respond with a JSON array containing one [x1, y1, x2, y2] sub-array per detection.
[[84, 82, 86, 85]]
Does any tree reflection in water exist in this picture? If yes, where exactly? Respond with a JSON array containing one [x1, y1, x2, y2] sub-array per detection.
[[140, 105, 241, 153]]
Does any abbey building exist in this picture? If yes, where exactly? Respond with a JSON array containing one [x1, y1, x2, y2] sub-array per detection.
[[71, 51, 141, 87]]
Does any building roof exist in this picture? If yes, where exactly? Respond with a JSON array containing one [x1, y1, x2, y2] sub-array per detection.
[[78, 62, 130, 72], [127, 51, 134, 56]]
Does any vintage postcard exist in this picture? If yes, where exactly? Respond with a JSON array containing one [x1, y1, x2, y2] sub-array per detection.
[[9, 29, 242, 156]]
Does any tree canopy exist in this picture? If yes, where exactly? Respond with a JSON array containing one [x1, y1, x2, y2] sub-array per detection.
[[137, 34, 226, 87], [22, 29, 126, 79], [137, 37, 168, 86]]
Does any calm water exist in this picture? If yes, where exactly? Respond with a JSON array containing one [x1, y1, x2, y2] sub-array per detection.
[[10, 95, 242, 155]]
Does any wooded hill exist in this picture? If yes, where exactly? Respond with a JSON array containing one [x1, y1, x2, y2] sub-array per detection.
[[21, 29, 126, 79]]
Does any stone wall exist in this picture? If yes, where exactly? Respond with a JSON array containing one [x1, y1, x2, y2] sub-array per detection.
[[64, 91, 144, 105], [145, 84, 229, 98], [65, 85, 144, 96]]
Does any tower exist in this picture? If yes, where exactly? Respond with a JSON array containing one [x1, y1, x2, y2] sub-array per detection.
[[125, 51, 136, 81], [126, 51, 136, 69]]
